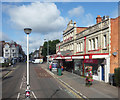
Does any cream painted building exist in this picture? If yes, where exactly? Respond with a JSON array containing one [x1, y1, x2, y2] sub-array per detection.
[[55, 15, 119, 83]]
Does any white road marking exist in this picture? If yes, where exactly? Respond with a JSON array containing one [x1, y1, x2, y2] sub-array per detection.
[[59, 86, 62, 90], [32, 91, 37, 100], [17, 93, 20, 100], [23, 75, 26, 80], [20, 81, 23, 89]]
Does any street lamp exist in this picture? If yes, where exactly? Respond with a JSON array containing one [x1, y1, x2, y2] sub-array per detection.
[[44, 39, 49, 69], [24, 28, 32, 98]]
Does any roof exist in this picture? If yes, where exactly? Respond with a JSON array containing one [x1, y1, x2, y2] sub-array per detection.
[[76, 27, 88, 34]]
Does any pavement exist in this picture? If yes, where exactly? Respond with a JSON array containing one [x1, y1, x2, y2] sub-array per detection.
[[41, 62, 119, 99]]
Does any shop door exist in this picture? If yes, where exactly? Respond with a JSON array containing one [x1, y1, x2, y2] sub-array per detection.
[[102, 65, 105, 81]]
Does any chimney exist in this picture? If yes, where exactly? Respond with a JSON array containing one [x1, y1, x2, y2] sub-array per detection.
[[74, 21, 76, 27], [96, 15, 102, 24]]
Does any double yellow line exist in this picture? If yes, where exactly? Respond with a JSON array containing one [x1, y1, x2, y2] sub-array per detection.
[[2, 70, 13, 79], [58, 79, 83, 99], [53, 75, 88, 100]]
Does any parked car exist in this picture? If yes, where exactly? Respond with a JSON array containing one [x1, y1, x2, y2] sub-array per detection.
[[52, 62, 58, 71]]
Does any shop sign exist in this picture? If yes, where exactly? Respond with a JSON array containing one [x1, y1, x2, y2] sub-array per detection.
[[65, 59, 72, 61], [84, 59, 98, 64]]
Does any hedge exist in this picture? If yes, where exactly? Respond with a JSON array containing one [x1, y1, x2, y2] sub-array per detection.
[[2, 63, 9, 67], [114, 67, 120, 87]]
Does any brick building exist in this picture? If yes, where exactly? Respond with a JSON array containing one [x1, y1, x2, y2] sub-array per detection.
[[110, 17, 119, 73]]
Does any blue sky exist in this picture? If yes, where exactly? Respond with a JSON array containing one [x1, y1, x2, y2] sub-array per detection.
[[1, 2, 119, 53]]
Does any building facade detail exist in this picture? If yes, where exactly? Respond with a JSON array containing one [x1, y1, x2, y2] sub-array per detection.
[[3, 41, 25, 62], [55, 15, 119, 83]]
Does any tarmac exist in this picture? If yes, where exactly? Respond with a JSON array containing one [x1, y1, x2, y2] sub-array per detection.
[[1, 62, 119, 99], [0, 63, 19, 79], [41, 63, 119, 99]]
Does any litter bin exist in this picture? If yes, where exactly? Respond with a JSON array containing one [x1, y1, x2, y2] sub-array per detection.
[[109, 73, 116, 86], [58, 68, 62, 76]]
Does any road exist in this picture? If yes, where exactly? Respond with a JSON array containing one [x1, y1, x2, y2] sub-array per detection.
[[2, 63, 80, 99]]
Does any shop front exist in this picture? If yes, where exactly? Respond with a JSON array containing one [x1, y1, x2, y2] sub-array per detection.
[[73, 58, 106, 81], [63, 59, 74, 72], [83, 59, 106, 81], [84, 59, 99, 80], [74, 59, 83, 75]]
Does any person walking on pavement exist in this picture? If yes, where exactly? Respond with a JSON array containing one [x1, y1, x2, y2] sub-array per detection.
[[61, 66, 64, 71], [85, 66, 93, 86], [49, 64, 52, 71]]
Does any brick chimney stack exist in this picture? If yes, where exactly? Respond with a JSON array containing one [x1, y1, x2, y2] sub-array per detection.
[[96, 15, 102, 24]]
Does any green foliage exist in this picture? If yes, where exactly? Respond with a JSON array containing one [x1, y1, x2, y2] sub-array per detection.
[[114, 67, 120, 87], [2, 63, 9, 67], [42, 39, 60, 57]]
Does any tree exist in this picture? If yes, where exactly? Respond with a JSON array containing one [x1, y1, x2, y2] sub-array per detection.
[[42, 39, 60, 57]]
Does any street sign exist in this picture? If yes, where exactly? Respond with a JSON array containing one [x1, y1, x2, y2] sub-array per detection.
[[25, 90, 30, 98]]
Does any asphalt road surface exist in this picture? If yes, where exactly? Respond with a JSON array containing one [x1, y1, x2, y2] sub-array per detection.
[[2, 63, 77, 99]]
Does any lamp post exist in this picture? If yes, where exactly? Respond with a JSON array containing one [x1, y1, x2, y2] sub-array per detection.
[[44, 39, 49, 69], [24, 28, 32, 98]]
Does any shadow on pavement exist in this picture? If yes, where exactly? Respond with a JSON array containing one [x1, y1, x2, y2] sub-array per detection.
[[50, 89, 60, 98], [2, 76, 13, 81]]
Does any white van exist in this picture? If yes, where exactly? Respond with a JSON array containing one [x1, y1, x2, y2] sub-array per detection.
[[32, 59, 43, 64], [32, 59, 40, 64]]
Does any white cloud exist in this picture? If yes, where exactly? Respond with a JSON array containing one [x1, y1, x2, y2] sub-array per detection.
[[3, 2, 67, 53], [7, 2, 66, 34], [17, 35, 44, 54], [68, 6, 84, 17], [68, 6, 94, 27], [44, 32, 62, 41]]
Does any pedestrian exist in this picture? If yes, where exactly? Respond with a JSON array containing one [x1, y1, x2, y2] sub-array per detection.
[[85, 66, 93, 86], [49, 64, 52, 71], [61, 66, 64, 71]]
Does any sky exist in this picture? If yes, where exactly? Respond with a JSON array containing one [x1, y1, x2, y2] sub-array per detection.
[[1, 1, 119, 54]]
